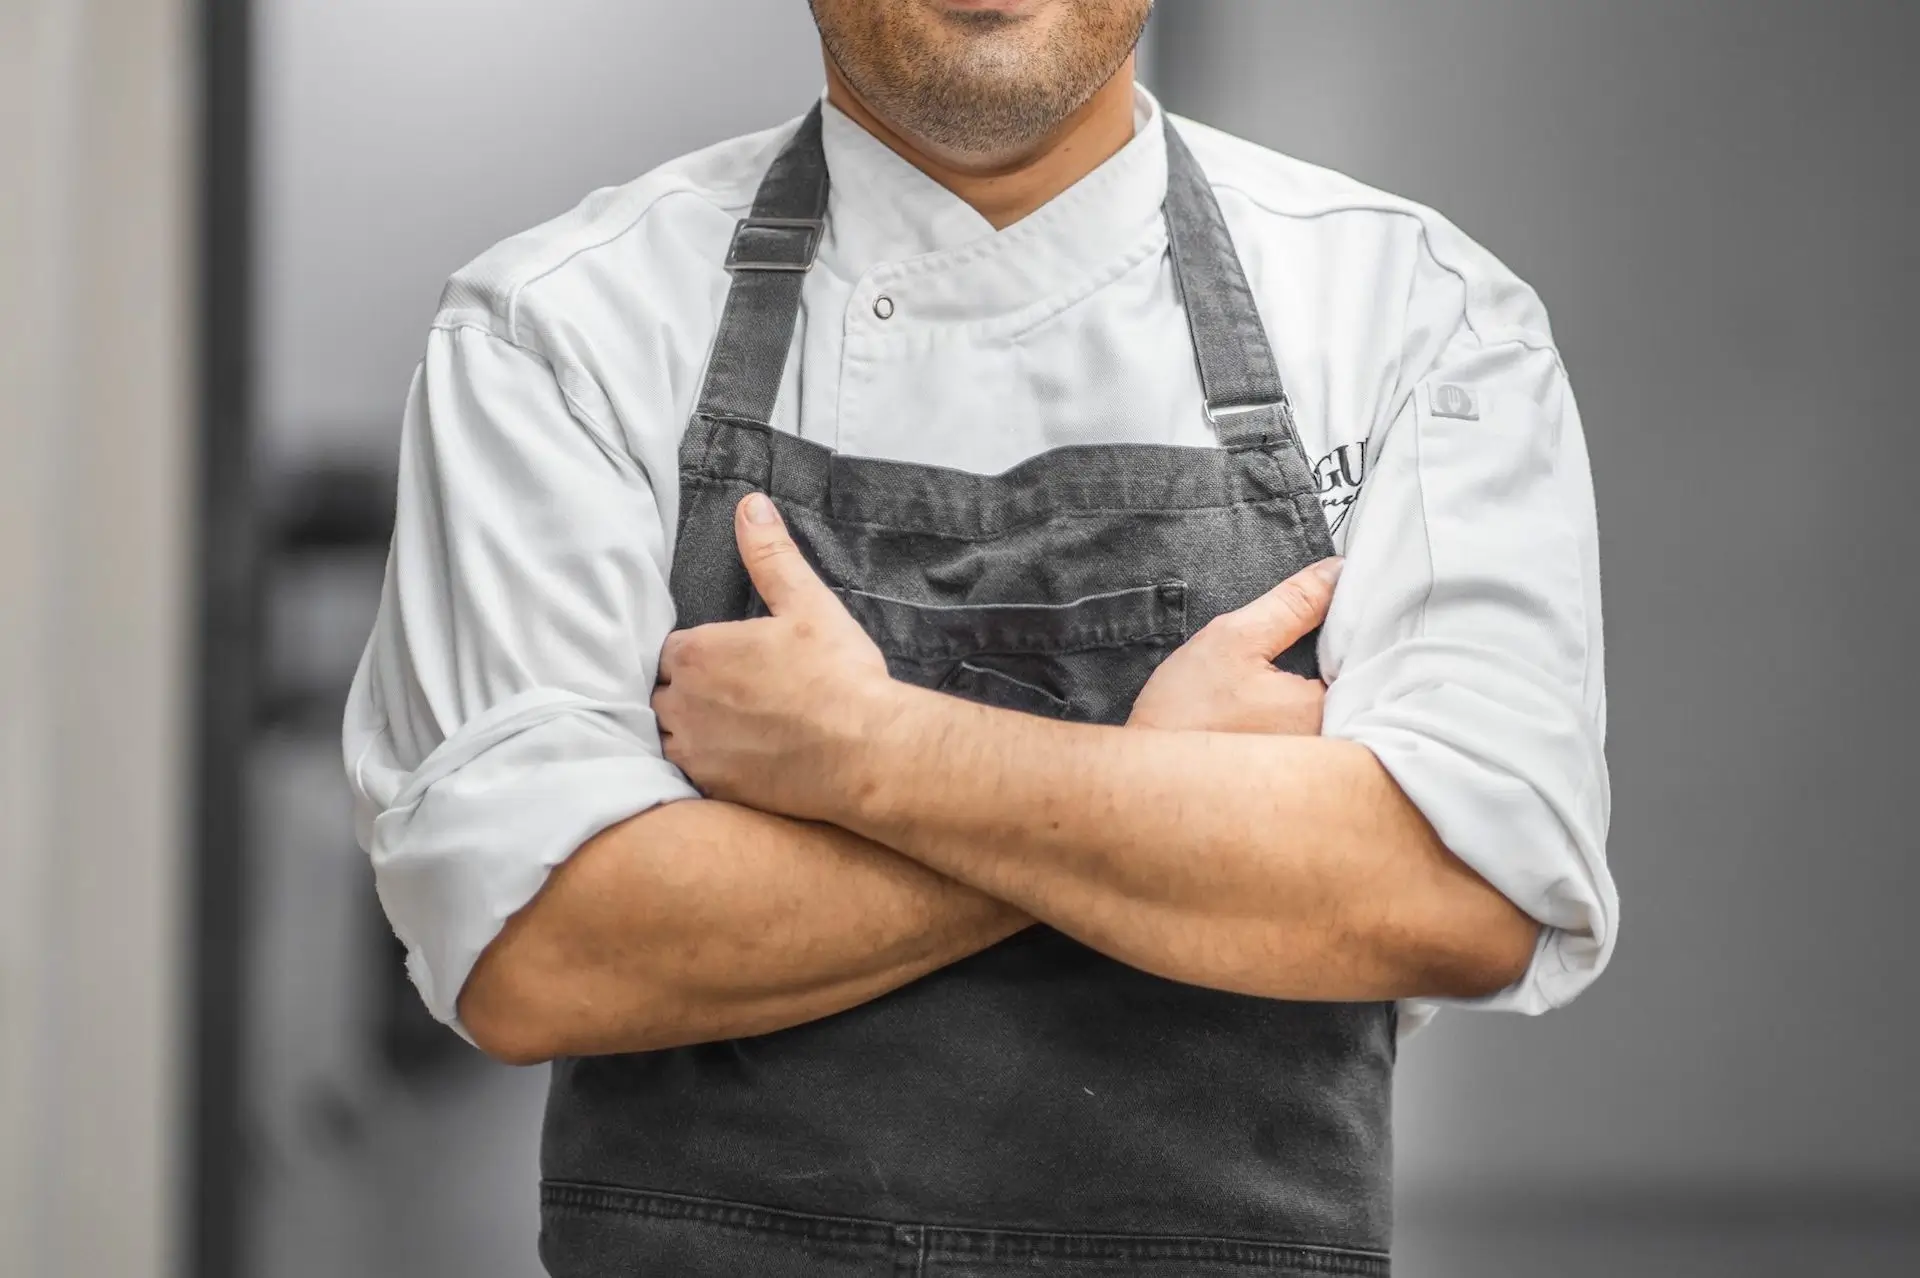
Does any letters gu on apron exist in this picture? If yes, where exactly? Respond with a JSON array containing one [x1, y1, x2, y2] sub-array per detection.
[[538, 106, 1399, 1278]]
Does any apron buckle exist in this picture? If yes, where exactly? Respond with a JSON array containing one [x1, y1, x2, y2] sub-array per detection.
[[725, 217, 826, 272], [1204, 398, 1296, 442]]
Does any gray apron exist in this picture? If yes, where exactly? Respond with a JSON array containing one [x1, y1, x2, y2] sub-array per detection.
[[539, 106, 1398, 1277]]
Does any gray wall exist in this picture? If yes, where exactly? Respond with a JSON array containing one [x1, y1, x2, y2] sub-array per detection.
[[1156, 0, 1920, 1205], [257, 0, 827, 465]]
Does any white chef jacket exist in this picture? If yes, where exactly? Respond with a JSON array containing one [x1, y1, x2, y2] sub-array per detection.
[[343, 85, 1615, 1045]]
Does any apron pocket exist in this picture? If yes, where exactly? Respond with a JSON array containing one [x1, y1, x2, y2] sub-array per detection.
[[830, 580, 1188, 726], [936, 659, 1073, 718], [829, 580, 1188, 662]]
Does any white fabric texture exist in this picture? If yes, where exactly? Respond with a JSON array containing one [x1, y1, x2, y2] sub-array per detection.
[[344, 86, 1616, 1041]]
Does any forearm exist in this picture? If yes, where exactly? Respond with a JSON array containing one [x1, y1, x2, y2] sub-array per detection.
[[833, 686, 1538, 1002], [459, 796, 1030, 1063]]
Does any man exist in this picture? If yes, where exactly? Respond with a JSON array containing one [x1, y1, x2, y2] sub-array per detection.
[[345, 1, 1616, 1273]]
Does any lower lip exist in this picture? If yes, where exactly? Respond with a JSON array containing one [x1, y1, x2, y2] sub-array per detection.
[[935, 0, 1040, 13]]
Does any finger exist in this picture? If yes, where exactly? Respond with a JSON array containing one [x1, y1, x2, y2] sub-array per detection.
[[650, 681, 679, 731], [1227, 557, 1344, 660], [734, 492, 836, 617]]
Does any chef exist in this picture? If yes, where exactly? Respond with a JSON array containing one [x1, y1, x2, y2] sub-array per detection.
[[344, 1, 1617, 1273]]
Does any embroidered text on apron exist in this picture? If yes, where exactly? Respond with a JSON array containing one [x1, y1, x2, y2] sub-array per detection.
[[539, 106, 1398, 1278]]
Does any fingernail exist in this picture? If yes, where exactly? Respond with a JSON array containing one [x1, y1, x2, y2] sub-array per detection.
[[1312, 557, 1345, 586], [744, 493, 779, 526]]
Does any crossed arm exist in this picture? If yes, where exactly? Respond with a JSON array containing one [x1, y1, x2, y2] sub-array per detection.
[[459, 494, 1539, 1065]]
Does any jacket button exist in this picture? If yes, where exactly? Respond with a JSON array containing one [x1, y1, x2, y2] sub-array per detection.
[[873, 295, 895, 320]]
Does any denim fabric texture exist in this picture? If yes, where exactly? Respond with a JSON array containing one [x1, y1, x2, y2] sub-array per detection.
[[539, 104, 1398, 1276]]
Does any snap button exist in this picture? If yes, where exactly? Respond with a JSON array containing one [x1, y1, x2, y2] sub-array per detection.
[[872, 295, 895, 320]]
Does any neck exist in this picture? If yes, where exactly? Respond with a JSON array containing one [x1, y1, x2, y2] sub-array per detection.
[[823, 56, 1140, 231]]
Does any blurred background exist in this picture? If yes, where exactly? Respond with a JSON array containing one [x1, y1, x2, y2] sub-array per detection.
[[5, 1, 1917, 1275]]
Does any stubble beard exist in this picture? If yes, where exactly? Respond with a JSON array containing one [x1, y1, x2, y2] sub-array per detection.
[[813, 2, 1151, 157]]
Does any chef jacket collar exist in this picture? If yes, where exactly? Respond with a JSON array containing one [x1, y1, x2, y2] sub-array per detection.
[[815, 83, 1169, 328]]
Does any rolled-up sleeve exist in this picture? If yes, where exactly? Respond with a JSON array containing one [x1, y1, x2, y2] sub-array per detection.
[[343, 321, 700, 1036], [1320, 249, 1615, 1037]]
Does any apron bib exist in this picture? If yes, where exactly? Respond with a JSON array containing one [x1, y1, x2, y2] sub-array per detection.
[[539, 106, 1397, 1278]]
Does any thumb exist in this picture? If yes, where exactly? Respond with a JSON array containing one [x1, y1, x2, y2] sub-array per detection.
[[735, 492, 835, 617], [1226, 557, 1344, 660]]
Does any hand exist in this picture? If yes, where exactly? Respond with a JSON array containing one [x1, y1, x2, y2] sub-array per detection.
[[1126, 558, 1343, 735], [653, 493, 897, 820]]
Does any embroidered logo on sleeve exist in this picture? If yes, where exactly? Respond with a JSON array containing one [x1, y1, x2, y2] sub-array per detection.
[[1429, 382, 1480, 420]]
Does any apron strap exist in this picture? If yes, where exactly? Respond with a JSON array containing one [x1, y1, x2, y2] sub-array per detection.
[[692, 103, 1306, 457], [693, 103, 830, 428], [1160, 120, 1301, 451]]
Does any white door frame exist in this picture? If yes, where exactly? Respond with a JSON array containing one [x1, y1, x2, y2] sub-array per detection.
[[0, 2, 195, 1275]]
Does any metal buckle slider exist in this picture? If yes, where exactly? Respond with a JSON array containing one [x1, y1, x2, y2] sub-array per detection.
[[725, 217, 825, 273], [1203, 399, 1295, 432]]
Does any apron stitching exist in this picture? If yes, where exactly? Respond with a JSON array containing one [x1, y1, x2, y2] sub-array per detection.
[[673, 491, 1321, 540]]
